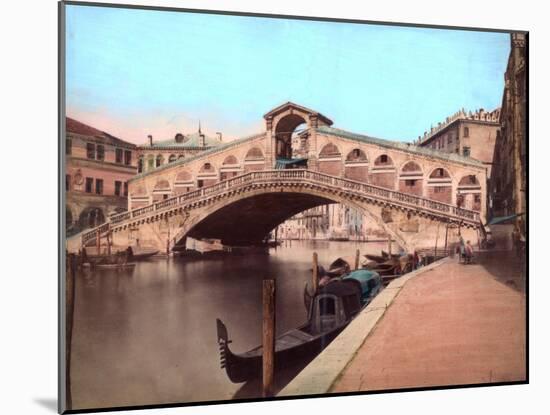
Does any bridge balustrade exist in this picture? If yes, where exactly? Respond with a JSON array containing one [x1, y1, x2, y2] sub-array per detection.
[[80, 168, 481, 246]]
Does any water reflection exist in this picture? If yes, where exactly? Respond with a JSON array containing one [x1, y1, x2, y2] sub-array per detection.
[[71, 240, 387, 409]]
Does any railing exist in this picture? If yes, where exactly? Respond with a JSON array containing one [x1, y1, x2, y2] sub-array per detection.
[[81, 169, 481, 245]]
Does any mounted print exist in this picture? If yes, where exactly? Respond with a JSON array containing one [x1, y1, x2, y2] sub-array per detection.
[[59, 1, 528, 413]]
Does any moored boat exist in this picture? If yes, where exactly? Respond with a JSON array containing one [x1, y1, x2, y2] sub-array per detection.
[[216, 270, 382, 383]]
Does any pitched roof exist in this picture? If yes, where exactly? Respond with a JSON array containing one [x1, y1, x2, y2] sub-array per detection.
[[66, 117, 136, 148], [317, 126, 485, 168], [263, 101, 333, 126]]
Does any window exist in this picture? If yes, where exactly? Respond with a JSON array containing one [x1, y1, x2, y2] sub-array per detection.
[[115, 148, 123, 163], [85, 177, 93, 193], [66, 139, 72, 155], [86, 143, 95, 159], [95, 179, 103, 195], [138, 157, 144, 173], [124, 150, 132, 166], [435, 168, 444, 177], [147, 156, 154, 170], [405, 179, 416, 187], [380, 155, 388, 163], [168, 154, 177, 163], [463, 146, 471, 157], [469, 175, 477, 184], [448, 135, 453, 145], [66, 174, 71, 191], [463, 127, 469, 137], [156, 155, 163, 167], [96, 145, 105, 161], [114, 180, 122, 196], [123, 182, 128, 197]]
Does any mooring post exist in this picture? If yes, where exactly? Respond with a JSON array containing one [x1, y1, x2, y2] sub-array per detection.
[[355, 249, 360, 270], [65, 253, 77, 410], [96, 230, 101, 255], [312, 252, 319, 293], [262, 279, 276, 398]]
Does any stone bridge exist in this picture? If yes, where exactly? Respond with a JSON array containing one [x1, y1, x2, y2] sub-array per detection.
[[71, 102, 488, 253]]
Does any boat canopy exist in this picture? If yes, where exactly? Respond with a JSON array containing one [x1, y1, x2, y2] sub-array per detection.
[[344, 269, 381, 302]]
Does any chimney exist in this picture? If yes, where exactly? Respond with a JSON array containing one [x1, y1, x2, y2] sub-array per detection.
[[216, 132, 222, 142], [148, 135, 153, 146]]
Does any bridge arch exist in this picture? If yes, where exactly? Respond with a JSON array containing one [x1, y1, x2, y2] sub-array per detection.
[[244, 147, 266, 172], [273, 113, 308, 160], [197, 162, 218, 187], [152, 179, 172, 202], [318, 142, 343, 176], [457, 174, 482, 211], [220, 155, 241, 180], [174, 170, 194, 194], [399, 161, 424, 196], [369, 153, 396, 189], [427, 167, 453, 204], [181, 186, 408, 250], [344, 148, 369, 182]]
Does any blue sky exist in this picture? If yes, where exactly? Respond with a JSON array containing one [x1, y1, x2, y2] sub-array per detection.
[[65, 4, 510, 144]]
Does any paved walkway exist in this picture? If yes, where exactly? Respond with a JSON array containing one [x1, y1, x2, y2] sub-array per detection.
[[331, 251, 526, 393]]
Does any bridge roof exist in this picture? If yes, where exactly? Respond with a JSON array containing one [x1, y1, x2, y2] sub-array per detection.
[[129, 131, 266, 182], [317, 126, 486, 168], [137, 131, 222, 150]]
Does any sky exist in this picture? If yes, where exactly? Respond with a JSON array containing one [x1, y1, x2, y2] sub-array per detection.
[[65, 4, 510, 144]]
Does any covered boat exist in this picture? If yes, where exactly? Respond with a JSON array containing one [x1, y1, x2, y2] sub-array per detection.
[[217, 271, 382, 383]]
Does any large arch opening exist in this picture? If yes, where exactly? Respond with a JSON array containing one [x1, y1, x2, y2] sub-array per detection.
[[274, 113, 308, 162]]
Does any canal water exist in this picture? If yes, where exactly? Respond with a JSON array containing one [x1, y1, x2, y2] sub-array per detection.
[[71, 240, 387, 410]]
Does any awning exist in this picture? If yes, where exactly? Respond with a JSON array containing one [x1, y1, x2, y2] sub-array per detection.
[[275, 158, 308, 169], [487, 213, 525, 225]]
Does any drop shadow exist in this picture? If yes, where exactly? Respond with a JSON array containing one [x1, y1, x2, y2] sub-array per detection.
[[34, 398, 57, 412]]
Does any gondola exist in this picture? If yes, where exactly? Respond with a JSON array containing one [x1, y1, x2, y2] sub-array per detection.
[[216, 270, 382, 383], [364, 254, 386, 263]]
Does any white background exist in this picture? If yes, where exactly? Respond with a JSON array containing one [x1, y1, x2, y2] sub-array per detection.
[[0, 0, 546, 414]]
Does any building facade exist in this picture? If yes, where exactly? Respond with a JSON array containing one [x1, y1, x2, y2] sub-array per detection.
[[136, 127, 223, 174], [65, 117, 137, 235], [415, 107, 501, 171], [490, 33, 527, 235]]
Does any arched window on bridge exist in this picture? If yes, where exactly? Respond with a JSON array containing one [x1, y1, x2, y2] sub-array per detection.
[[244, 147, 265, 173], [155, 154, 164, 168], [457, 174, 481, 211], [174, 170, 194, 194], [137, 156, 144, 173], [221, 155, 240, 180], [168, 154, 177, 163], [197, 162, 218, 188], [318, 143, 342, 176], [130, 185, 149, 209], [427, 167, 452, 204], [399, 161, 423, 196], [344, 148, 368, 183], [369, 154, 395, 189], [152, 179, 171, 203]]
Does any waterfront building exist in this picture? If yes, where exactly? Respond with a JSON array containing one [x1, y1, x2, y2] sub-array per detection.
[[65, 117, 137, 235], [136, 125, 223, 174], [278, 204, 388, 241], [489, 33, 527, 236]]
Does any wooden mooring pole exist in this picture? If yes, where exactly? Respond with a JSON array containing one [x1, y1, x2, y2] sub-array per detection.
[[262, 279, 276, 398], [65, 253, 77, 410], [312, 252, 319, 294], [354, 249, 360, 270]]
